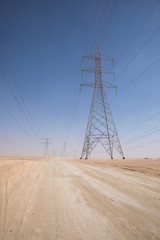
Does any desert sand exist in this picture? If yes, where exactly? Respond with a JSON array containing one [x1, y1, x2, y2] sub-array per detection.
[[0, 156, 160, 240]]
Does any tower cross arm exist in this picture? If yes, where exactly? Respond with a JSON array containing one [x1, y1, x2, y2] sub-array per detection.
[[102, 69, 115, 75], [82, 56, 114, 61], [82, 69, 115, 74], [82, 56, 95, 60], [98, 56, 113, 61], [101, 54, 114, 62], [80, 82, 117, 89], [80, 83, 95, 87], [82, 68, 94, 73]]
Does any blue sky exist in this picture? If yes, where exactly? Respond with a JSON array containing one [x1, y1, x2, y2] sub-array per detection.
[[0, 0, 160, 158]]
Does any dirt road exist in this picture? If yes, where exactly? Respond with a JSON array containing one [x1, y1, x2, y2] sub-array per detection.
[[0, 158, 160, 240]]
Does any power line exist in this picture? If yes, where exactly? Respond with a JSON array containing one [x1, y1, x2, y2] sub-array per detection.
[[118, 25, 160, 76], [110, 56, 160, 105], [66, 8, 107, 144], [0, 120, 26, 140], [115, 0, 160, 65], [0, 66, 41, 140], [0, 135, 37, 149], [124, 137, 160, 151], [64, 69, 82, 145], [0, 51, 42, 138], [65, 10, 100, 145], [84, 0, 117, 93], [122, 111, 160, 137], [89, 0, 110, 52], [119, 56, 160, 94], [84, 0, 102, 54], [123, 124, 160, 146], [99, 0, 119, 46], [65, 89, 81, 143], [0, 99, 38, 143]]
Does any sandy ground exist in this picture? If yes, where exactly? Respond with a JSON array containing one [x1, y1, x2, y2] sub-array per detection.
[[0, 157, 160, 240]]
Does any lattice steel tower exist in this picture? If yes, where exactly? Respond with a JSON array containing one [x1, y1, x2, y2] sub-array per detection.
[[41, 138, 53, 157], [80, 43, 125, 159]]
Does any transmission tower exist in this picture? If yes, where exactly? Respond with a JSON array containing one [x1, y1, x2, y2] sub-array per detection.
[[60, 142, 66, 158], [41, 138, 53, 157], [52, 148, 55, 157], [63, 142, 66, 158], [80, 43, 125, 159]]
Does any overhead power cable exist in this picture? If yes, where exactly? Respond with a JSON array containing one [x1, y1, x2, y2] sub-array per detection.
[[124, 137, 160, 151], [118, 26, 160, 76], [115, 0, 160, 65], [119, 56, 160, 94], [99, 0, 119, 46], [65, 90, 81, 143], [0, 66, 41, 140], [84, 0, 102, 54], [122, 111, 160, 137], [0, 51, 41, 138], [123, 124, 160, 146], [110, 56, 160, 105], [0, 100, 38, 143], [0, 120, 27, 140], [0, 135, 37, 148], [90, 0, 110, 52], [65, 72, 82, 143]]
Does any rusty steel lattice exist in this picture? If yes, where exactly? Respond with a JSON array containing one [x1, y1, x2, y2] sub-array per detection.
[[80, 43, 125, 159]]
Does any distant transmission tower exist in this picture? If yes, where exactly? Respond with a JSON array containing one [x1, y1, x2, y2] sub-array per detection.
[[80, 43, 125, 159], [63, 142, 66, 158], [52, 148, 55, 157], [60, 142, 66, 158], [41, 138, 53, 157]]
